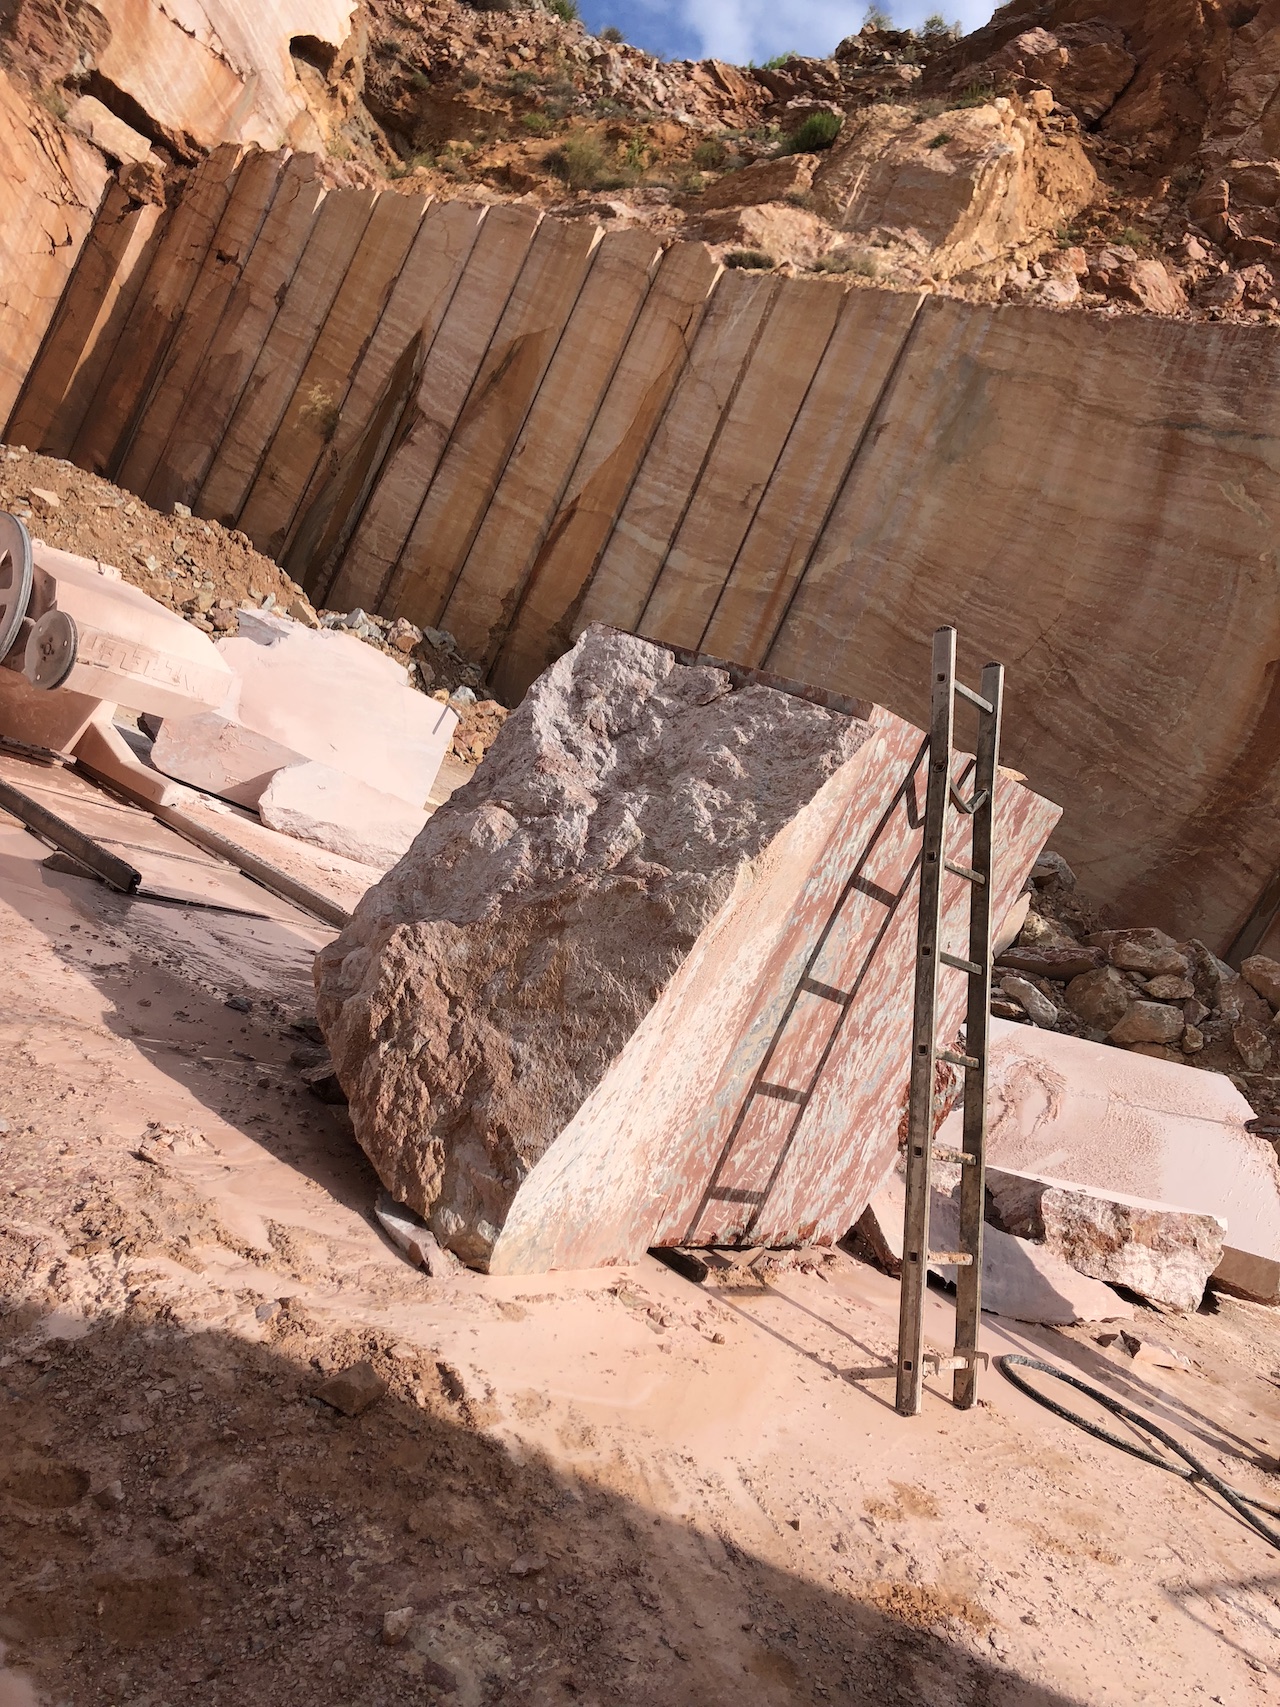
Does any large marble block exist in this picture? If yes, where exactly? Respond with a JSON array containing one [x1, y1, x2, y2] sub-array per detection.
[[316, 626, 1059, 1272]]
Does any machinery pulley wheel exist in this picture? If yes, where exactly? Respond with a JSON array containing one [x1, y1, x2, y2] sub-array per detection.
[[24, 608, 78, 691], [0, 510, 33, 662]]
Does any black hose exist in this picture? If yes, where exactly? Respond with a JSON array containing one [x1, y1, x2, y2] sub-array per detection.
[[995, 1353, 1280, 1551]]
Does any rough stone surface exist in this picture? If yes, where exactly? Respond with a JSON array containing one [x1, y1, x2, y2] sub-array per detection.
[[1064, 965, 1132, 1033], [1109, 1000, 1185, 1046], [809, 98, 1096, 280], [63, 95, 155, 166], [0, 68, 110, 423], [928, 1181, 1131, 1325], [1143, 974, 1195, 1001], [1242, 954, 1280, 1010], [315, 626, 1060, 1270], [258, 761, 428, 868], [1000, 975, 1059, 1028], [698, 152, 818, 211], [985, 1167, 1224, 1313], [1087, 928, 1190, 978], [91, 0, 358, 154], [313, 1360, 387, 1417]]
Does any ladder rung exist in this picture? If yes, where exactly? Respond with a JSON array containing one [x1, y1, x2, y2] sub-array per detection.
[[706, 1187, 765, 1204], [954, 681, 994, 714], [928, 1251, 974, 1266], [930, 1352, 989, 1373], [940, 951, 982, 976], [757, 1082, 806, 1106], [949, 785, 989, 818], [939, 1048, 980, 1071], [931, 1146, 976, 1165], [800, 976, 849, 1005], [944, 859, 985, 886]]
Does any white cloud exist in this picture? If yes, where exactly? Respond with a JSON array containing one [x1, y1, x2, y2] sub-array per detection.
[[668, 0, 995, 64]]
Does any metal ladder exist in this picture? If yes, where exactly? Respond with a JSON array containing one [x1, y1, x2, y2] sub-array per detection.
[[896, 626, 1004, 1417]]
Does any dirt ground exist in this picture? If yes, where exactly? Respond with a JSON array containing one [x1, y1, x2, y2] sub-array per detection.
[[1, 802, 1278, 1706]]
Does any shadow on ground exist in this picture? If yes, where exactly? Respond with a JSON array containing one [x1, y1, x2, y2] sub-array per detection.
[[0, 1301, 1091, 1707]]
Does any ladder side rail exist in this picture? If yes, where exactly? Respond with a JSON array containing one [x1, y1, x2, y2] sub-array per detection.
[[951, 660, 1004, 1409], [896, 627, 956, 1418]]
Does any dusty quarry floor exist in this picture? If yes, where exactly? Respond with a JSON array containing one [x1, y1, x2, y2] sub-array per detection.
[[1, 805, 1278, 1706]]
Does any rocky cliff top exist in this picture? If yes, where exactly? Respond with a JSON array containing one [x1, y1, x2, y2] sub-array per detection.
[[5, 1, 1280, 321]]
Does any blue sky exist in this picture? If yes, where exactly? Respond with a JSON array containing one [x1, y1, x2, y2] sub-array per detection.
[[573, 0, 998, 65]]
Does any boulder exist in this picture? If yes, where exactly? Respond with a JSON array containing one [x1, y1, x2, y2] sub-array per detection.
[[941, 1019, 1280, 1304], [699, 153, 817, 211], [851, 1169, 1131, 1324], [928, 1180, 1131, 1325], [1109, 1000, 1184, 1046], [694, 201, 832, 267], [985, 1167, 1224, 1312], [1064, 965, 1131, 1033], [808, 98, 1096, 280], [1108, 257, 1188, 315], [1000, 974, 1059, 1028], [1087, 928, 1189, 979], [1242, 954, 1280, 1010], [316, 627, 1058, 1271], [258, 762, 429, 869], [998, 944, 1102, 980]]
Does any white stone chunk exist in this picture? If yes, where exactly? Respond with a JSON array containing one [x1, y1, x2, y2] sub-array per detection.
[[258, 761, 428, 869]]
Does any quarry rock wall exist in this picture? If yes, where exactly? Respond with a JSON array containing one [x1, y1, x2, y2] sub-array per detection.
[[8, 144, 1280, 956]]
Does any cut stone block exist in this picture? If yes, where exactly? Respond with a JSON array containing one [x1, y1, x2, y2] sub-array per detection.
[[259, 762, 428, 869], [315, 626, 1058, 1271], [74, 708, 195, 809], [152, 611, 456, 809], [149, 710, 302, 808], [941, 1018, 1280, 1304], [0, 668, 100, 755], [985, 1167, 1225, 1313], [29, 542, 233, 718]]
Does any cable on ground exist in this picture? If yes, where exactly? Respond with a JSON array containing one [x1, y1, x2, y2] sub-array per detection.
[[995, 1353, 1280, 1551]]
